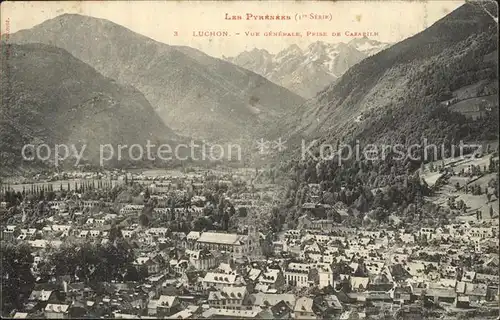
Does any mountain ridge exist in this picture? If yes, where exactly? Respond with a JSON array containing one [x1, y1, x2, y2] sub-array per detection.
[[285, 2, 498, 143], [6, 13, 305, 143]]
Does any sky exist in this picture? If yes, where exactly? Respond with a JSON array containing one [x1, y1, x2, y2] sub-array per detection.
[[1, 1, 465, 57]]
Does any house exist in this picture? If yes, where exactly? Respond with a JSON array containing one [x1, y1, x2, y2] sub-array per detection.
[[248, 293, 296, 309], [418, 228, 435, 240], [475, 273, 499, 285], [313, 295, 343, 318], [245, 268, 261, 284], [468, 227, 494, 239], [186, 248, 217, 271], [12, 312, 29, 319], [28, 240, 62, 249], [171, 232, 188, 248], [186, 231, 201, 249], [456, 282, 488, 303], [147, 299, 158, 316], [350, 277, 370, 292], [51, 225, 72, 233], [121, 229, 135, 239], [134, 256, 162, 275], [202, 272, 245, 290], [391, 286, 412, 304], [181, 271, 204, 291], [455, 295, 471, 308], [298, 215, 336, 232], [218, 262, 236, 275], [257, 269, 286, 292], [82, 200, 101, 209], [170, 259, 189, 275], [148, 227, 169, 237], [399, 233, 415, 244], [462, 271, 476, 282], [284, 230, 301, 240], [425, 287, 457, 303], [144, 258, 162, 275], [266, 300, 292, 319], [167, 309, 194, 319], [412, 282, 456, 304], [284, 263, 313, 288], [312, 263, 333, 289], [28, 289, 60, 310], [156, 295, 181, 317], [294, 297, 316, 319], [119, 204, 144, 214], [208, 286, 249, 310], [44, 303, 70, 319]]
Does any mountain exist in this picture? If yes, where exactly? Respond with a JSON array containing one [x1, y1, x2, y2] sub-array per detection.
[[287, 2, 498, 148], [227, 40, 384, 98], [347, 37, 392, 56], [0, 42, 176, 172], [269, 3, 498, 230], [6, 14, 305, 142]]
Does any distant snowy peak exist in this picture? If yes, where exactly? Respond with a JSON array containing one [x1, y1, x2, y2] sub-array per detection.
[[347, 36, 392, 56], [274, 44, 303, 64], [226, 38, 389, 98], [227, 48, 275, 75]]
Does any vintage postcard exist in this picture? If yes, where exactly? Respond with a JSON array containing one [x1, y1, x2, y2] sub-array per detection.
[[0, 1, 498, 319]]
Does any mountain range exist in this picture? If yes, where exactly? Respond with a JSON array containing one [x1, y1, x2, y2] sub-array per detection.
[[226, 38, 391, 98], [1, 3, 497, 174], [284, 2, 498, 159], [0, 42, 177, 172], [7, 14, 305, 143]]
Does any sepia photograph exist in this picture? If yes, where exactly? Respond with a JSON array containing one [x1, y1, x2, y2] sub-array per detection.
[[0, 0, 498, 319]]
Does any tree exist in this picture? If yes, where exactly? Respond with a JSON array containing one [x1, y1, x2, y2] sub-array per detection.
[[139, 213, 150, 227], [1, 242, 35, 313], [222, 211, 230, 231], [44, 241, 134, 283], [109, 224, 123, 242], [229, 205, 236, 217]]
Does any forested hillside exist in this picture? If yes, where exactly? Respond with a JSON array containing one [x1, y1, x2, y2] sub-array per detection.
[[269, 3, 498, 229], [0, 42, 176, 173]]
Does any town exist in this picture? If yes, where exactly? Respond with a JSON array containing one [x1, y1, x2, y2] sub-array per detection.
[[1, 152, 498, 319]]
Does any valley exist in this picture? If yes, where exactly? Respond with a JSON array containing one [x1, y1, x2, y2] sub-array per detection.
[[0, 2, 498, 320]]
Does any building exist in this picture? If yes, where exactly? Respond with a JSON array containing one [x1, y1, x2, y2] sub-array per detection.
[[186, 249, 218, 271], [155, 295, 181, 317], [285, 263, 313, 288], [202, 272, 245, 290], [257, 269, 286, 292], [195, 230, 260, 260], [294, 297, 316, 319], [208, 286, 249, 310], [44, 304, 70, 319]]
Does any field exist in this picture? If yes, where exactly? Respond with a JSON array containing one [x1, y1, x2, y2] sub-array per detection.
[[421, 152, 499, 221]]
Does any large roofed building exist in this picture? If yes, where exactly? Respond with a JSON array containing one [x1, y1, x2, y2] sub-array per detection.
[[195, 230, 260, 260]]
